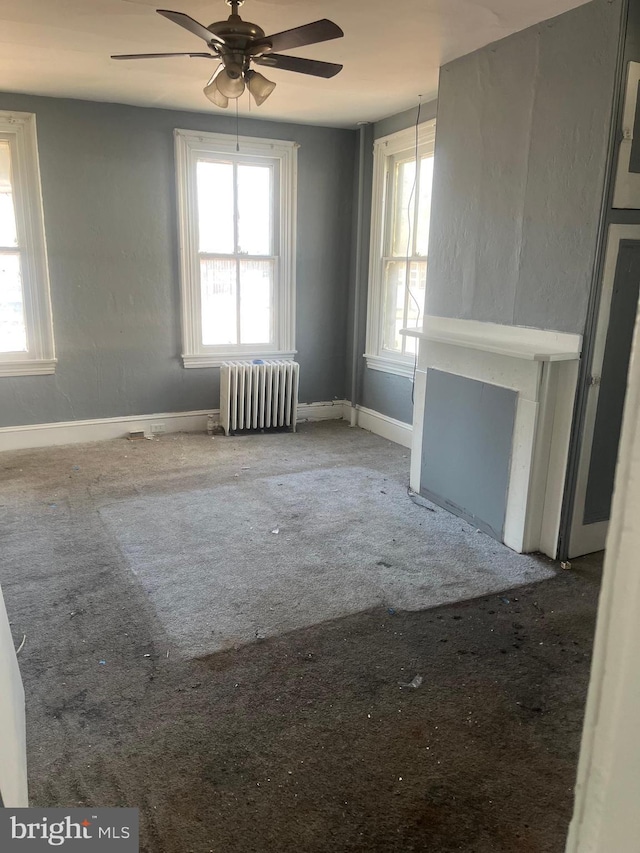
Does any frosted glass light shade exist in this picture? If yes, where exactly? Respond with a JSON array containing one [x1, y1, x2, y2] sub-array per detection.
[[203, 73, 229, 108], [204, 82, 229, 110], [216, 65, 246, 98], [246, 70, 276, 106]]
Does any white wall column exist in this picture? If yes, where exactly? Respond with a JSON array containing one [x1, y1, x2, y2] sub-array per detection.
[[0, 586, 28, 807], [566, 296, 640, 852]]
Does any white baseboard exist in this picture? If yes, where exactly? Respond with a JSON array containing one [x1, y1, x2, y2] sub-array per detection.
[[0, 401, 348, 452], [0, 410, 213, 452], [0, 400, 413, 453], [297, 400, 347, 422], [348, 403, 413, 448]]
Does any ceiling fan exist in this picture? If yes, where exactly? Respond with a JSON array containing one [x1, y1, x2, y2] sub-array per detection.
[[111, 0, 344, 108]]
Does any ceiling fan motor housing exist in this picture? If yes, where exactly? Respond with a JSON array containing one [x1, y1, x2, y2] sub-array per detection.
[[208, 15, 267, 48], [208, 10, 271, 73]]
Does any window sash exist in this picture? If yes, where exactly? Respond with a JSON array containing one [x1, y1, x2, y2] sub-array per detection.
[[384, 152, 433, 261], [381, 258, 428, 356], [196, 158, 276, 257], [380, 151, 433, 356], [365, 121, 436, 377], [0, 248, 27, 354], [0, 135, 27, 356], [199, 254, 276, 347], [0, 113, 55, 375], [175, 129, 296, 368], [195, 156, 278, 351], [196, 154, 277, 349]]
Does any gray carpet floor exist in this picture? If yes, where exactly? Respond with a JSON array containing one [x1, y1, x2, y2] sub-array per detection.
[[96, 449, 554, 656], [0, 421, 599, 852]]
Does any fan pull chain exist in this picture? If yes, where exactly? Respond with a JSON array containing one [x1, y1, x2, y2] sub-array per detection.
[[235, 98, 240, 152]]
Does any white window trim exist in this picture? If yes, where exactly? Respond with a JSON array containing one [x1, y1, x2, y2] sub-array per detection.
[[174, 129, 297, 368], [0, 111, 55, 377], [364, 121, 436, 379]]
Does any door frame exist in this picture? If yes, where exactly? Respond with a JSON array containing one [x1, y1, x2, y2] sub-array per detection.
[[568, 224, 640, 557], [565, 255, 640, 852], [0, 585, 28, 807]]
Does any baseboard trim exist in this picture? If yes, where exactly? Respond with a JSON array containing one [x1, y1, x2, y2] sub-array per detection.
[[0, 400, 413, 452], [0, 410, 213, 452], [297, 400, 347, 422], [0, 401, 348, 452], [349, 404, 413, 448]]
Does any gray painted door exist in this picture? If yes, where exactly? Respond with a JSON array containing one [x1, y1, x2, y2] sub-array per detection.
[[569, 235, 640, 557], [585, 241, 640, 522]]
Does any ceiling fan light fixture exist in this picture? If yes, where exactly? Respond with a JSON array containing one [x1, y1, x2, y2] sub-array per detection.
[[216, 63, 246, 98], [245, 69, 276, 106], [203, 70, 230, 108], [112, 5, 345, 110]]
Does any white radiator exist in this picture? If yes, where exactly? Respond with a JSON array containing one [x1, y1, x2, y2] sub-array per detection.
[[220, 360, 299, 436]]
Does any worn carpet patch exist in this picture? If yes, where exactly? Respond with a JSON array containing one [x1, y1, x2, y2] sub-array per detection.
[[99, 465, 554, 656]]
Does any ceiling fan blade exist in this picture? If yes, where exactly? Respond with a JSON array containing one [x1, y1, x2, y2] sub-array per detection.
[[253, 19, 343, 54], [255, 53, 343, 79], [111, 52, 215, 59], [156, 9, 224, 45]]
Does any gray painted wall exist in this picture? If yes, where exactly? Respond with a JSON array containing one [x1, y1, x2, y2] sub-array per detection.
[[0, 93, 356, 428], [427, 0, 622, 334], [348, 100, 438, 426], [373, 102, 438, 142]]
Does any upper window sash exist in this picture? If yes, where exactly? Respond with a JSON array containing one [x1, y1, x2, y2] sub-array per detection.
[[0, 111, 55, 377], [196, 155, 277, 257], [385, 151, 434, 260]]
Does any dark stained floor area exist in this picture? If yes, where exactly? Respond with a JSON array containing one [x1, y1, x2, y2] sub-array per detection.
[[0, 425, 601, 852]]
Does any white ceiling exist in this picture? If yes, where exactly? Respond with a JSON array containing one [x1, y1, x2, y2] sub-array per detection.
[[0, 0, 590, 127]]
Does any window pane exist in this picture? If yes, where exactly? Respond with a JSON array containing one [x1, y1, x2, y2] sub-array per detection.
[[239, 259, 273, 345], [415, 156, 434, 257], [405, 262, 427, 355], [201, 258, 237, 346], [382, 260, 407, 352], [197, 161, 234, 254], [0, 140, 18, 248], [390, 158, 416, 257], [237, 164, 271, 256], [0, 252, 26, 352]]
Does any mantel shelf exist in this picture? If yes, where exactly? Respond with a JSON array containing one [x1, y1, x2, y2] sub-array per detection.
[[401, 317, 582, 363]]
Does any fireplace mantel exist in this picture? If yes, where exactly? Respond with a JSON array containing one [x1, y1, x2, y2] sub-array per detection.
[[402, 317, 582, 557], [403, 316, 581, 361]]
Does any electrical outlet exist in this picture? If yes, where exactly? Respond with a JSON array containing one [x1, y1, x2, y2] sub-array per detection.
[[150, 422, 166, 435]]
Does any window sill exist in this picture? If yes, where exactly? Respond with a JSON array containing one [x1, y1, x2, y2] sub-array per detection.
[[0, 358, 57, 377], [183, 351, 297, 369], [364, 353, 416, 379]]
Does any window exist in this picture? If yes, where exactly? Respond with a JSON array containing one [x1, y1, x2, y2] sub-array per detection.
[[175, 129, 297, 367], [365, 121, 436, 377], [0, 111, 55, 376]]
